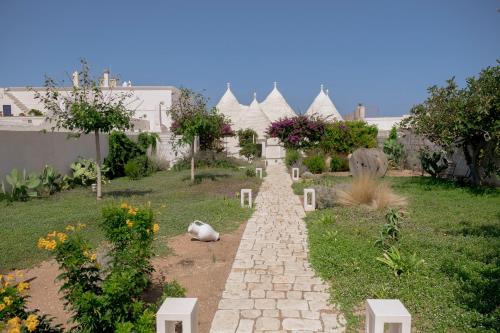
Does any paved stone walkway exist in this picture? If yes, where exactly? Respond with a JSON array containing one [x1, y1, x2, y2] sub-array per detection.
[[210, 164, 345, 333]]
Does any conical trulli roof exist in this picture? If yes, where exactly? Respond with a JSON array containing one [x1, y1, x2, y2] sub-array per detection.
[[260, 82, 297, 122], [305, 85, 343, 121], [240, 93, 271, 138], [216, 83, 245, 129]]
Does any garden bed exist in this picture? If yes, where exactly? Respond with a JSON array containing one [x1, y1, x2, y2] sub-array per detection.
[[0, 167, 261, 272], [293, 176, 499, 332]]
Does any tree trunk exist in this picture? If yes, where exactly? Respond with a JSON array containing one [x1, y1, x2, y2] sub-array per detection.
[[190, 139, 195, 182], [463, 142, 481, 186], [95, 129, 102, 199]]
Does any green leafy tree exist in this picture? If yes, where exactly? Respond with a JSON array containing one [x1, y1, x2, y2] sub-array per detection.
[[402, 64, 499, 185], [237, 128, 259, 161], [33, 60, 134, 199], [170, 88, 233, 182]]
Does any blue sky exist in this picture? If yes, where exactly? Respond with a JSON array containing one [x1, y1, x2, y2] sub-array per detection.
[[0, 0, 499, 116]]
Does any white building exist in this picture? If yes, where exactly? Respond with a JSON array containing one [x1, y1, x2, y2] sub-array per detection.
[[217, 83, 342, 163], [304, 85, 343, 121], [0, 71, 178, 133]]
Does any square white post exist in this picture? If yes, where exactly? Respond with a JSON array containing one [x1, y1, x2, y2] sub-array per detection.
[[365, 299, 411, 333], [256, 168, 263, 178], [303, 188, 315, 211], [156, 297, 198, 333], [291, 167, 300, 181], [241, 189, 252, 208], [264, 159, 268, 167]]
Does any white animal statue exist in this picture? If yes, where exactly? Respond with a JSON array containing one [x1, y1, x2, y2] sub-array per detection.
[[187, 221, 220, 242]]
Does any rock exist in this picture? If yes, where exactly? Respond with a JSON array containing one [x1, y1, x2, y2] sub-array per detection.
[[349, 148, 388, 177], [313, 184, 351, 209], [301, 171, 314, 179]]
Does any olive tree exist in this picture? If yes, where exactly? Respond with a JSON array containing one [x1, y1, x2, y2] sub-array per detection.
[[33, 60, 134, 199], [402, 63, 499, 185]]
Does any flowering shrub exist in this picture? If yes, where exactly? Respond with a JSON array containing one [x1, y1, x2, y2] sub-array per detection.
[[38, 203, 160, 332], [0, 273, 62, 333], [267, 116, 326, 150]]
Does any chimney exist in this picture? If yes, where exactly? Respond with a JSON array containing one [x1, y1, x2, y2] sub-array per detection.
[[356, 103, 366, 120], [359, 103, 366, 119], [102, 70, 110, 88], [72, 71, 79, 87]]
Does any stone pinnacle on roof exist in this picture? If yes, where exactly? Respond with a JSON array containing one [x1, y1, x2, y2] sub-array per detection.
[[305, 84, 343, 122]]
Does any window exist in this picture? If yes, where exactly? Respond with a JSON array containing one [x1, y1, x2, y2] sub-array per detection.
[[2, 105, 12, 117]]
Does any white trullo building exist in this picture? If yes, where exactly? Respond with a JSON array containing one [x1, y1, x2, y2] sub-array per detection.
[[216, 82, 342, 163], [305, 84, 343, 121]]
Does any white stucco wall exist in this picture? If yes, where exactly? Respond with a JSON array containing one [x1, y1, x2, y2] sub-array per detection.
[[365, 116, 408, 131], [0, 87, 176, 133]]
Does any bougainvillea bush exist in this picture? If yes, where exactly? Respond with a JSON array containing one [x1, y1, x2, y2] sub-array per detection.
[[37, 204, 160, 332], [267, 116, 326, 150]]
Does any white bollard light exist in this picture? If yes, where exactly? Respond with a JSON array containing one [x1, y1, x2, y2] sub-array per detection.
[[365, 299, 411, 333], [256, 168, 263, 178], [156, 297, 198, 333], [241, 189, 252, 208], [292, 167, 300, 181], [303, 188, 315, 211]]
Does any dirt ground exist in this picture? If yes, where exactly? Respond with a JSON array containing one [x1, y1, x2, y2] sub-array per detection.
[[15, 223, 246, 332]]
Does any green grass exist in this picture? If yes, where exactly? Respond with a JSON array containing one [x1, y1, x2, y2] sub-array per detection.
[[0, 168, 261, 272], [293, 176, 499, 332]]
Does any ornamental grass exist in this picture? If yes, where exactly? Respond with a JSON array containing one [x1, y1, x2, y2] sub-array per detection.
[[336, 173, 407, 210]]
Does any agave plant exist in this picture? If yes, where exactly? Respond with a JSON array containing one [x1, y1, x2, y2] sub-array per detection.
[[5, 168, 41, 201], [376, 246, 424, 277]]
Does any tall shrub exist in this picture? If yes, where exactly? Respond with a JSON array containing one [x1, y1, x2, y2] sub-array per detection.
[[320, 120, 378, 154], [105, 132, 144, 178], [237, 128, 259, 161], [37, 204, 160, 332]]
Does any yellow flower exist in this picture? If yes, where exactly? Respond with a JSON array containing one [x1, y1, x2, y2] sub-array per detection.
[[57, 232, 67, 243], [120, 202, 129, 209], [24, 314, 39, 332], [47, 231, 57, 238], [65, 224, 75, 231], [90, 253, 97, 262], [6, 274, 14, 281], [77, 223, 87, 230], [126, 220, 134, 228], [83, 250, 97, 262], [9, 327, 20, 333], [0, 303, 5, 311], [16, 281, 30, 293], [153, 224, 160, 234], [128, 207, 138, 215], [3, 296, 13, 306], [7, 317, 20, 327]]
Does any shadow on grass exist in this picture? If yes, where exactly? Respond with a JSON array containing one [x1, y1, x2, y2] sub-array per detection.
[[104, 189, 153, 197], [182, 172, 231, 184], [399, 177, 500, 196], [448, 218, 500, 238]]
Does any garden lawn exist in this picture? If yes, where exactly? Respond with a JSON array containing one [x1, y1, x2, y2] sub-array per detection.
[[0, 167, 261, 272], [293, 176, 499, 332]]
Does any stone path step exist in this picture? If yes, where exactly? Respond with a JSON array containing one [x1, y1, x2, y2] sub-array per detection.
[[210, 164, 345, 333]]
